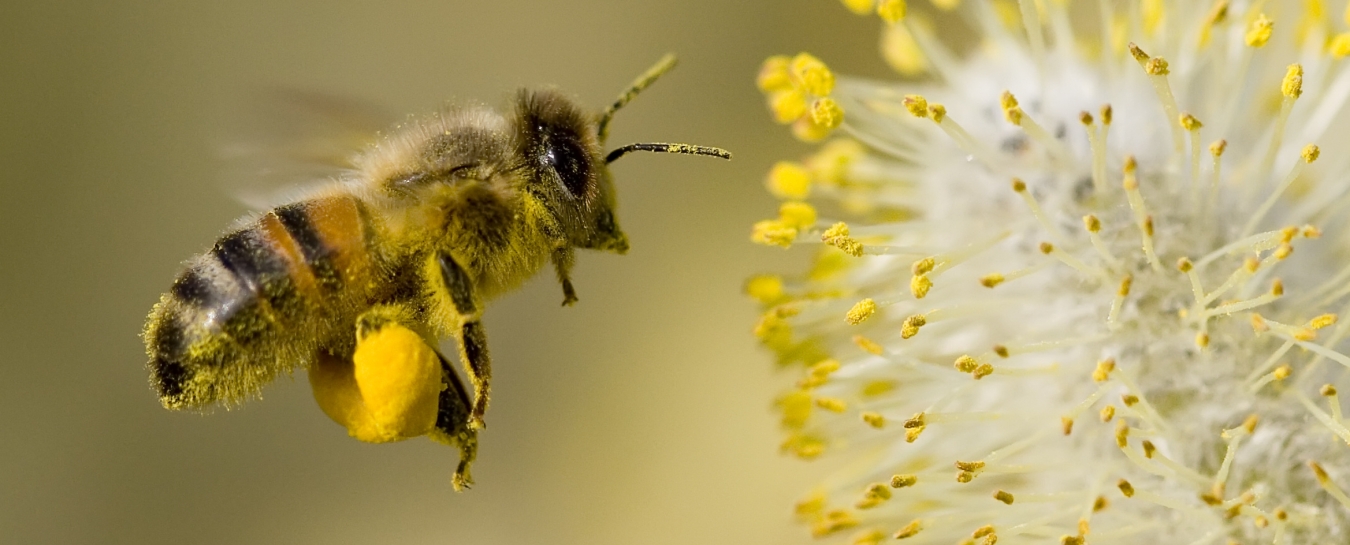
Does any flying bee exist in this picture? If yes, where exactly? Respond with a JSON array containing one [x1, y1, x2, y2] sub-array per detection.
[[143, 55, 730, 489]]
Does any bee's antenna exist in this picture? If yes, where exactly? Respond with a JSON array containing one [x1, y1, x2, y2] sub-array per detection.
[[605, 142, 732, 164], [597, 54, 679, 144]]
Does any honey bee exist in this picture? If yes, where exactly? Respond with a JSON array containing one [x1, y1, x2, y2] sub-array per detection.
[[143, 55, 729, 489]]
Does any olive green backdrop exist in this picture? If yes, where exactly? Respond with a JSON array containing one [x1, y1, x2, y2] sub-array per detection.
[[0, 2, 895, 544]]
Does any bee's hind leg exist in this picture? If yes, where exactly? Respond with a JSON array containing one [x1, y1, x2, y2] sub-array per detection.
[[430, 350, 478, 491], [435, 251, 491, 431]]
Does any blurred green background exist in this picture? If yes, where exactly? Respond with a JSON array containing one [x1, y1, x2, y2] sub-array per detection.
[[0, 2, 895, 544]]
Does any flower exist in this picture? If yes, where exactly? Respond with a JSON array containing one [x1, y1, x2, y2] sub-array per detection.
[[750, 1, 1350, 543]]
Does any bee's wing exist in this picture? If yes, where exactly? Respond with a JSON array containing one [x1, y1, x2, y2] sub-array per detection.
[[218, 88, 393, 210]]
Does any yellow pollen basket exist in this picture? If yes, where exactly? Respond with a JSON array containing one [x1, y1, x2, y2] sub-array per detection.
[[309, 323, 442, 443]]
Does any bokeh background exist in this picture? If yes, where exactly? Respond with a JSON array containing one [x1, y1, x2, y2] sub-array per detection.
[[0, 2, 897, 544]]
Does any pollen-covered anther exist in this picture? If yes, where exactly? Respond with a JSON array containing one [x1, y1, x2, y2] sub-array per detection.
[[1270, 279, 1284, 297], [811, 509, 860, 537], [910, 274, 932, 298], [1246, 14, 1274, 47], [1061, 416, 1074, 435], [980, 273, 1005, 288], [821, 222, 865, 257], [861, 411, 886, 429], [1121, 394, 1139, 406], [1177, 257, 1193, 272], [1196, 332, 1210, 349], [900, 314, 927, 339], [926, 103, 946, 122], [1114, 418, 1130, 447], [1283, 64, 1304, 99], [876, 0, 906, 23], [856, 482, 893, 509], [852, 334, 884, 355], [1118, 479, 1135, 497], [993, 490, 1015, 504], [902, 94, 928, 117], [1146, 57, 1170, 76], [816, 397, 847, 413], [777, 201, 817, 230], [893, 520, 923, 539], [1180, 113, 1202, 130], [1251, 313, 1270, 333], [1323, 384, 1339, 396], [1039, 242, 1054, 254], [790, 52, 835, 97], [891, 474, 917, 488], [846, 298, 877, 325], [905, 425, 925, 443], [911, 257, 935, 275], [1142, 440, 1157, 459], [1093, 496, 1109, 511], [1100, 405, 1116, 422], [1210, 139, 1227, 156], [766, 161, 812, 200], [1062, 536, 1084, 545], [1093, 359, 1116, 382], [752, 219, 797, 248], [811, 98, 845, 129], [973, 363, 994, 380], [999, 91, 1023, 125], [954, 355, 980, 373]]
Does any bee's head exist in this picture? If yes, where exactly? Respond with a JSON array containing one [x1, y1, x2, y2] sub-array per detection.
[[514, 89, 627, 254]]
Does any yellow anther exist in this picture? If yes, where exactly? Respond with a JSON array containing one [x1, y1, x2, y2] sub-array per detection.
[[902, 95, 928, 117], [927, 103, 947, 122], [766, 161, 813, 199], [973, 363, 994, 379], [861, 482, 892, 503], [1145, 57, 1170, 75], [1310, 314, 1338, 329], [993, 345, 1009, 358], [905, 426, 923, 442], [1180, 113, 1202, 131], [861, 412, 886, 428], [851, 530, 886, 545], [1322, 384, 1338, 396], [973, 525, 995, 539], [1206, 0, 1229, 26], [1123, 154, 1139, 183], [756, 55, 793, 92], [853, 335, 885, 355], [816, 397, 847, 412], [1302, 144, 1320, 162], [1309, 460, 1331, 483], [838, 0, 873, 15], [751, 219, 797, 248], [1142, 440, 1157, 458], [794, 491, 825, 515], [904, 412, 925, 428], [1093, 496, 1109, 511], [980, 273, 1005, 288], [1332, 33, 1350, 58], [1118, 479, 1135, 497], [811, 97, 845, 129], [1304, 225, 1322, 238], [809, 359, 841, 377], [1100, 104, 1113, 125], [1000, 91, 1023, 125], [1210, 139, 1228, 157], [778, 201, 817, 230], [778, 391, 813, 429], [791, 52, 835, 96], [1271, 278, 1285, 296], [1062, 536, 1084, 545], [1127, 42, 1150, 63], [1295, 328, 1317, 341], [893, 520, 923, 539], [1177, 257, 1193, 272], [993, 490, 1015, 504], [1039, 242, 1054, 254], [910, 274, 932, 298], [1142, 0, 1164, 31], [1121, 394, 1139, 406], [900, 314, 926, 338], [1011, 178, 1027, 192], [1143, 216, 1154, 237], [891, 474, 918, 488], [1283, 64, 1304, 99], [822, 222, 864, 256], [811, 510, 860, 537], [877, 0, 906, 23], [956, 471, 973, 483], [1275, 244, 1293, 260], [1100, 405, 1116, 422], [744, 274, 785, 304], [1083, 215, 1101, 233], [1244, 256, 1261, 272], [861, 379, 896, 397], [1281, 225, 1299, 243], [1251, 313, 1270, 333], [794, 114, 835, 142], [956, 460, 986, 472], [822, 222, 848, 239], [846, 298, 878, 325], [1244, 414, 1260, 434], [1093, 359, 1116, 382], [768, 89, 809, 124], [1196, 332, 1210, 349], [1114, 418, 1130, 447], [1246, 14, 1274, 47], [1061, 416, 1074, 435], [954, 355, 979, 373], [1079, 111, 1093, 125]]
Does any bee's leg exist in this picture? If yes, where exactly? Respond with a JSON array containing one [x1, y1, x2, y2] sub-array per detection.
[[551, 247, 578, 306], [436, 251, 491, 430], [430, 350, 478, 491]]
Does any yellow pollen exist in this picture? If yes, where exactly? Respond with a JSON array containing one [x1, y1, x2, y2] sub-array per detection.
[[1000, 91, 1023, 125], [1177, 257, 1193, 272], [846, 298, 877, 325], [980, 273, 1005, 288], [1180, 113, 1202, 130], [1121, 394, 1139, 406], [955, 460, 986, 472], [752, 219, 797, 248], [1196, 332, 1210, 349], [893, 520, 923, 539], [1079, 111, 1093, 125], [778, 201, 817, 230], [1145, 57, 1169, 75], [1100, 104, 1113, 125], [1243, 414, 1260, 434], [811, 510, 860, 537], [756, 55, 793, 92], [902, 95, 928, 117], [790, 52, 835, 96], [816, 397, 847, 412], [1062, 416, 1074, 435], [1127, 42, 1150, 63], [891, 474, 918, 488], [1244, 256, 1260, 272], [1246, 14, 1274, 47], [861, 412, 886, 428], [1323, 384, 1338, 396], [1039, 242, 1054, 254], [1283, 64, 1304, 99], [1062, 536, 1084, 545], [993, 490, 1015, 504], [1275, 244, 1293, 260], [850, 530, 886, 545], [1093, 359, 1116, 382], [993, 345, 1008, 358], [1210, 139, 1227, 157], [900, 314, 926, 338], [1118, 479, 1135, 497], [1114, 418, 1130, 447], [838, 0, 873, 15], [911, 257, 935, 275], [1309, 460, 1330, 483], [744, 274, 784, 304], [1271, 279, 1284, 296], [1310, 314, 1338, 329], [904, 412, 925, 428], [1142, 440, 1157, 458], [876, 0, 906, 23], [766, 161, 812, 200], [1302, 143, 1320, 162], [1280, 225, 1299, 243], [811, 98, 845, 129], [1251, 313, 1270, 333], [973, 363, 994, 379], [1118, 275, 1133, 296], [1084, 215, 1101, 232], [927, 103, 946, 122], [1332, 33, 1350, 57], [1011, 178, 1027, 192], [852, 335, 885, 355], [1093, 496, 1109, 511], [956, 471, 973, 483], [1304, 225, 1322, 238], [768, 89, 808, 124], [1100, 405, 1116, 422], [910, 274, 932, 298]]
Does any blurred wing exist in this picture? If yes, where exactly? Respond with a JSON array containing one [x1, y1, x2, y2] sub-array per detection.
[[218, 88, 392, 210]]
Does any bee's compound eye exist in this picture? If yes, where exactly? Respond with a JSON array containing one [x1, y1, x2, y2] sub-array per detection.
[[542, 133, 591, 198]]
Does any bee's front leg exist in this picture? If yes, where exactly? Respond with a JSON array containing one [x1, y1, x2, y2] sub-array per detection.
[[552, 247, 578, 306], [435, 251, 491, 431]]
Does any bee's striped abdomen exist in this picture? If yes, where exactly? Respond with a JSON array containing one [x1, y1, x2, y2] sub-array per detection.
[[146, 195, 380, 409]]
